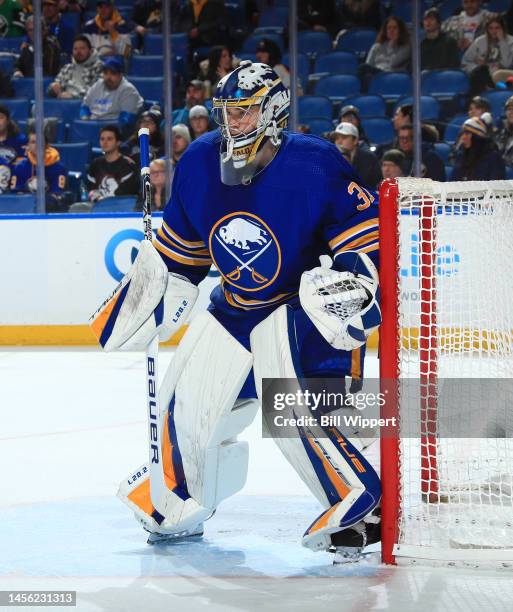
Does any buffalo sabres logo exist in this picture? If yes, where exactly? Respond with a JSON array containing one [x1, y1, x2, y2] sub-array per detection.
[[209, 212, 281, 292]]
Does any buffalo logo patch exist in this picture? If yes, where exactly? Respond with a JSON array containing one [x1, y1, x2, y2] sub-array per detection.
[[209, 212, 281, 292]]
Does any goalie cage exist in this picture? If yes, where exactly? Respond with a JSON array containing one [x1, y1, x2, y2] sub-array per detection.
[[379, 178, 513, 567]]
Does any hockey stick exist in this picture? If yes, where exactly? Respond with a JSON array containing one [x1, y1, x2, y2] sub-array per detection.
[[138, 128, 168, 514]]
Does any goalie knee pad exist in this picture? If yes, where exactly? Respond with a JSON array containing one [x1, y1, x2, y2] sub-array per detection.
[[89, 240, 198, 351]]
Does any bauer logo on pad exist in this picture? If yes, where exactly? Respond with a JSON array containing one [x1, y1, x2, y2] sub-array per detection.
[[209, 212, 281, 292]]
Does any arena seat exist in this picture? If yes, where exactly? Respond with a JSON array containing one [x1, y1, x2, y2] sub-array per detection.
[[242, 33, 284, 53], [0, 98, 29, 120], [0, 37, 23, 53], [283, 52, 309, 88], [143, 33, 189, 57], [129, 77, 164, 106], [0, 194, 36, 214], [342, 94, 386, 117], [483, 90, 513, 119], [314, 75, 361, 102], [421, 70, 469, 99], [55, 143, 91, 174], [298, 31, 332, 56], [129, 55, 166, 77], [393, 95, 440, 120], [312, 51, 359, 77], [368, 72, 412, 102], [42, 99, 82, 125], [361, 116, 395, 145], [304, 118, 333, 136], [298, 96, 333, 120], [69, 120, 113, 144], [335, 29, 376, 58], [258, 7, 288, 28], [433, 141, 451, 164], [92, 196, 137, 212], [443, 113, 467, 143], [0, 55, 15, 74], [13, 77, 53, 99]]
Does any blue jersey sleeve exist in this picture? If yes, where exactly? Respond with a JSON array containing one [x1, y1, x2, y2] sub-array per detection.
[[323, 179, 379, 270], [47, 161, 67, 194], [11, 160, 29, 192], [155, 164, 212, 285]]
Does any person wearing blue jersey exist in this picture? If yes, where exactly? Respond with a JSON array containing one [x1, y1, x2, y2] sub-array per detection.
[[92, 61, 382, 562], [0, 104, 27, 195], [11, 128, 68, 211]]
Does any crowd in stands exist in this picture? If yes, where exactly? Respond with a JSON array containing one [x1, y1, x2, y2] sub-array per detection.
[[0, 0, 513, 213]]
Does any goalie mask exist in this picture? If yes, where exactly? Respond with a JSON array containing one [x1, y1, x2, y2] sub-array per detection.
[[212, 61, 289, 186]]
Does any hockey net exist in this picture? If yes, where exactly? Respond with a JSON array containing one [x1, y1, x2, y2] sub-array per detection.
[[379, 178, 513, 566]]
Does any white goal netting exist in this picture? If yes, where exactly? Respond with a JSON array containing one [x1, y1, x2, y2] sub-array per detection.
[[392, 178, 513, 564]]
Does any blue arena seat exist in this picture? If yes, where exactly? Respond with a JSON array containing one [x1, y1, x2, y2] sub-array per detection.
[[368, 72, 412, 101], [421, 70, 469, 99], [314, 75, 361, 102], [129, 77, 164, 105], [342, 94, 386, 117], [298, 31, 332, 56], [42, 99, 82, 125], [305, 118, 333, 136], [0, 37, 23, 53], [92, 196, 137, 212], [443, 113, 467, 143], [433, 141, 451, 164], [335, 29, 376, 58], [483, 90, 513, 118], [313, 51, 359, 77], [129, 55, 166, 77], [283, 52, 309, 88], [393, 95, 440, 120], [0, 98, 29, 120], [69, 120, 113, 144], [13, 77, 53, 99], [143, 33, 188, 57], [55, 142, 91, 173], [0, 55, 15, 74], [361, 117, 395, 145], [258, 7, 288, 28], [242, 33, 284, 53], [505, 164, 513, 180], [298, 95, 333, 120], [0, 194, 36, 214]]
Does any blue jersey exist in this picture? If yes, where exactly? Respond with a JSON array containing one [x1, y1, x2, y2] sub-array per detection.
[[11, 148, 67, 195], [0, 133, 26, 194]]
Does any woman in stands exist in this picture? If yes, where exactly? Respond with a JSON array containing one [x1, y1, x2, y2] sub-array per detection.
[[197, 45, 238, 98], [359, 16, 410, 91], [135, 158, 170, 211], [450, 117, 505, 181]]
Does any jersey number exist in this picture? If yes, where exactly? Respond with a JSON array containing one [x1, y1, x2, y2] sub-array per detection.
[[348, 182, 374, 211]]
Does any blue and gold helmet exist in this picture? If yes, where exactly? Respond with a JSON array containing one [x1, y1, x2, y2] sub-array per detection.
[[212, 61, 289, 185]]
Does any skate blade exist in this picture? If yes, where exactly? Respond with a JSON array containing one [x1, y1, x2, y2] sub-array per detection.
[[147, 528, 204, 545], [332, 546, 365, 564]]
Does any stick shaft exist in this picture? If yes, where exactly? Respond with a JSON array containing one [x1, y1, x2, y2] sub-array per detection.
[[138, 128, 152, 241]]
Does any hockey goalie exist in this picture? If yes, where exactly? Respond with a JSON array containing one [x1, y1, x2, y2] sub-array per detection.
[[90, 61, 382, 562]]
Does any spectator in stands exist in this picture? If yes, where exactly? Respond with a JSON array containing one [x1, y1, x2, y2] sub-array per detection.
[[339, 0, 380, 31], [84, 0, 132, 58], [0, 0, 24, 37], [360, 16, 410, 91], [332, 122, 381, 189], [297, 0, 339, 37], [451, 117, 505, 180], [14, 16, 61, 78], [81, 57, 143, 134], [442, 0, 491, 52], [172, 123, 190, 168], [397, 124, 446, 181], [135, 157, 170, 211], [380, 149, 406, 180], [124, 106, 164, 165], [467, 95, 491, 118], [421, 7, 460, 71], [497, 96, 513, 168], [0, 104, 26, 195], [132, 0, 163, 35], [173, 79, 207, 125], [0, 66, 14, 98], [338, 105, 370, 149], [198, 45, 238, 97], [11, 127, 68, 211], [48, 34, 103, 99], [392, 103, 412, 134], [462, 15, 513, 95], [59, 1, 86, 15], [189, 105, 210, 140], [175, 0, 226, 51], [255, 39, 291, 89], [43, 0, 75, 56], [86, 124, 139, 202]]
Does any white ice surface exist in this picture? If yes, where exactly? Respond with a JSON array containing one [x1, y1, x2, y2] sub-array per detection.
[[1, 349, 513, 612]]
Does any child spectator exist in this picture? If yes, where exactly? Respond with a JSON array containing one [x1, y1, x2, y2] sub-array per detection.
[[462, 15, 513, 95], [124, 106, 164, 165], [421, 8, 460, 71], [467, 95, 491, 118], [48, 35, 103, 99], [198, 45, 238, 97], [442, 0, 491, 52], [172, 123, 190, 168], [11, 127, 68, 211], [14, 16, 61, 77], [331, 122, 381, 189], [81, 57, 143, 134], [86, 124, 139, 201], [83, 0, 132, 58], [451, 117, 505, 180], [497, 96, 513, 168], [135, 157, 170, 211], [189, 105, 210, 140], [0, 104, 27, 194], [381, 149, 406, 180], [43, 0, 76, 56], [0, 0, 24, 37]]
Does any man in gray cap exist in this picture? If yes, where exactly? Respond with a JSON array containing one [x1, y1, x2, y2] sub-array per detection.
[[332, 122, 381, 189], [380, 149, 406, 180], [189, 105, 211, 140]]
